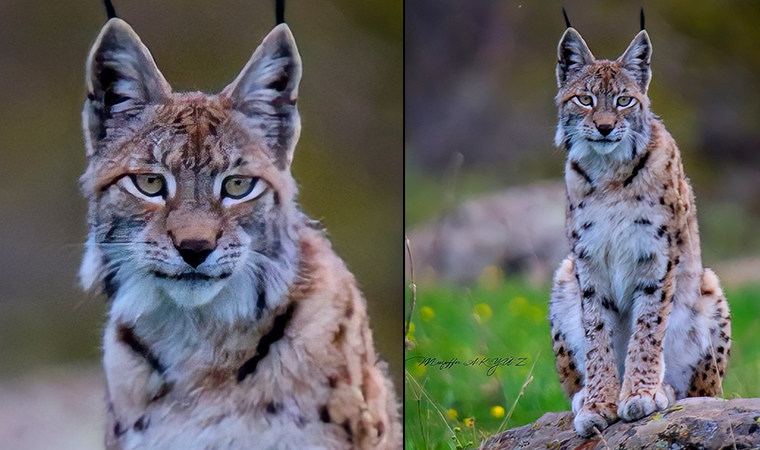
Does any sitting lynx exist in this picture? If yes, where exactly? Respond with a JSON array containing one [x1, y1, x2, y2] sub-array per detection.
[[549, 20, 731, 437], [79, 17, 400, 450]]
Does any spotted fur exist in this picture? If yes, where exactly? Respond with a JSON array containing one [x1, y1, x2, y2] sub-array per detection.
[[80, 18, 400, 450], [549, 26, 731, 438]]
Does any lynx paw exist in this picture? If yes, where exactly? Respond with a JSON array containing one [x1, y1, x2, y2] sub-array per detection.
[[573, 403, 618, 438], [661, 382, 675, 404], [617, 386, 669, 422]]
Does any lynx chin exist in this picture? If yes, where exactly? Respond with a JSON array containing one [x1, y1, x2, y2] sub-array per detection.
[[548, 23, 731, 437], [80, 18, 400, 450]]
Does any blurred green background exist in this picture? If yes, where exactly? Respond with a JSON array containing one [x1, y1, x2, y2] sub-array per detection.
[[405, 1, 760, 448], [0, 1, 401, 447], [407, 0, 760, 245]]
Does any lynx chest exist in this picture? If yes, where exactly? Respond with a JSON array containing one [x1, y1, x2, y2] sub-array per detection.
[[568, 176, 671, 310]]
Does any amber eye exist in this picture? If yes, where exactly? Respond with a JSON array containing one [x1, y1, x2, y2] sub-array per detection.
[[130, 174, 166, 197], [222, 176, 258, 200], [577, 95, 593, 106], [617, 96, 634, 107]]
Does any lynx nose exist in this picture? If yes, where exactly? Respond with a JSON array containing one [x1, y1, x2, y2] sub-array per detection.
[[596, 123, 614, 137], [176, 239, 215, 268]]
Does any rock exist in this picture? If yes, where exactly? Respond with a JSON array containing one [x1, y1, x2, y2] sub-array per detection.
[[712, 258, 760, 288], [482, 397, 760, 450], [405, 181, 568, 284]]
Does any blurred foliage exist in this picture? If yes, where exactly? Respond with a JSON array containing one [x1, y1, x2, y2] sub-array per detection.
[[0, 0, 401, 389], [405, 158, 507, 228], [405, 275, 760, 449]]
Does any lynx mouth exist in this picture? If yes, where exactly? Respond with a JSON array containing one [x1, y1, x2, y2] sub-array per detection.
[[151, 270, 232, 281], [587, 137, 621, 143]]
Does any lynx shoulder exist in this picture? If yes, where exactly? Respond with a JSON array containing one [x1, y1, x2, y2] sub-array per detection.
[[548, 21, 731, 437], [80, 18, 400, 450]]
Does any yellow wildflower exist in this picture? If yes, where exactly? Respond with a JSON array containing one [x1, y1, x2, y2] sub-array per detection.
[[474, 303, 493, 323], [490, 405, 505, 419], [419, 306, 435, 322]]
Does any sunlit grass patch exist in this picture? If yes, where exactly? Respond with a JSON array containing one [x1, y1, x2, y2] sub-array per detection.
[[405, 280, 760, 449]]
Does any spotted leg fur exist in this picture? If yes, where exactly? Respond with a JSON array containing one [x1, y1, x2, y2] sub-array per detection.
[[550, 256, 620, 437], [551, 258, 731, 437]]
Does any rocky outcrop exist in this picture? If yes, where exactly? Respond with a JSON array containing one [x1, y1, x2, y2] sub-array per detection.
[[483, 397, 760, 450], [405, 181, 568, 284]]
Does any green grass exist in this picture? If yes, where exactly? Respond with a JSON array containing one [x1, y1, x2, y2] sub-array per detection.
[[404, 275, 760, 449]]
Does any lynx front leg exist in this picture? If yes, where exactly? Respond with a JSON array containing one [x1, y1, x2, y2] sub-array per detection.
[[572, 260, 621, 437], [618, 259, 677, 421]]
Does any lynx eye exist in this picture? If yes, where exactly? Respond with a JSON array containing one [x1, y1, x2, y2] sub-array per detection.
[[575, 95, 594, 107], [222, 176, 260, 200], [617, 96, 635, 107], [129, 174, 166, 197]]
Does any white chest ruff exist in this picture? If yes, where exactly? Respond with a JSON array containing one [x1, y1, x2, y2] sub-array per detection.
[[575, 199, 668, 310]]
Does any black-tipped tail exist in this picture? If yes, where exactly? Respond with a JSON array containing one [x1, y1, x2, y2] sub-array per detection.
[[640, 7, 645, 30], [276, 0, 285, 25], [562, 7, 571, 28], [103, 0, 117, 19]]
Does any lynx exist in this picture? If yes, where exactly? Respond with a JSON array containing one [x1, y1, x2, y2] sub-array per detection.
[[79, 18, 400, 450], [548, 22, 731, 437]]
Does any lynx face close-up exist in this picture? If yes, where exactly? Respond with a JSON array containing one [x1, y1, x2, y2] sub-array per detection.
[[79, 16, 399, 450], [554, 26, 652, 161], [80, 20, 301, 316]]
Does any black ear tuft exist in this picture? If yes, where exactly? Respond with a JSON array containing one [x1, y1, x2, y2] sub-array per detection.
[[562, 7, 571, 28], [275, 0, 285, 25], [103, 0, 117, 20], [640, 7, 645, 31]]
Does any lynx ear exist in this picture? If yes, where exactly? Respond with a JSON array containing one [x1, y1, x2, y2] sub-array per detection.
[[556, 28, 594, 87], [619, 30, 652, 93], [222, 24, 302, 168], [83, 18, 171, 155]]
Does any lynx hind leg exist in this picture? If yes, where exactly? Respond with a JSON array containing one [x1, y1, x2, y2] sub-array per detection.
[[550, 257, 584, 402], [688, 269, 731, 397]]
